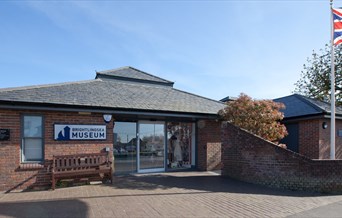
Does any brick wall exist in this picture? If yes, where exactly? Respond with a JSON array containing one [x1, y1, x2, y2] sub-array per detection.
[[0, 109, 113, 192], [282, 118, 342, 160], [197, 120, 221, 171], [222, 122, 342, 193], [298, 119, 319, 159], [318, 119, 342, 159]]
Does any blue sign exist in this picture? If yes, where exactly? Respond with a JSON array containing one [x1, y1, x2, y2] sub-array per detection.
[[54, 124, 106, 140]]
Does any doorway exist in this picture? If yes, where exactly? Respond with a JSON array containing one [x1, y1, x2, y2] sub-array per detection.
[[137, 122, 165, 173], [114, 121, 166, 174], [113, 121, 195, 174], [113, 122, 137, 174]]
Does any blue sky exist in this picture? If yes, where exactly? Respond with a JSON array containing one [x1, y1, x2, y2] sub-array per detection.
[[0, 0, 331, 101]]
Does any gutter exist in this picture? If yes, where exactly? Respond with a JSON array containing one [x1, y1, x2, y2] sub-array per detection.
[[282, 112, 342, 123], [0, 101, 219, 120]]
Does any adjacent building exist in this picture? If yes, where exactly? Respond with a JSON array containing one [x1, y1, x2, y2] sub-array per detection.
[[274, 94, 342, 159], [220, 93, 342, 159]]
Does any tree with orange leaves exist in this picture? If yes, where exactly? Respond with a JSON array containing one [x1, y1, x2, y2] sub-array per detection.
[[219, 93, 288, 143]]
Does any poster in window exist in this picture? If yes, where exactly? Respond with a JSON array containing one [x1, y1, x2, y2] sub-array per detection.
[[0, 129, 10, 141]]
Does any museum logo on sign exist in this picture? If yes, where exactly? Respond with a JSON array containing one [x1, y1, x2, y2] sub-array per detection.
[[54, 124, 106, 140]]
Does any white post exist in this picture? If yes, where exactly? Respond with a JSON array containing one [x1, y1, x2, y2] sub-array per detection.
[[330, 0, 336, 160]]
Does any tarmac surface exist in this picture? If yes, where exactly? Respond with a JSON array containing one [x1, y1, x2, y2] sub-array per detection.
[[1, 171, 342, 217]]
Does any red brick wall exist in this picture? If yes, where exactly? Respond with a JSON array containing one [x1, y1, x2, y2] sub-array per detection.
[[319, 119, 342, 159], [222, 122, 342, 193], [296, 119, 342, 160], [336, 120, 342, 159], [44, 111, 113, 158], [0, 109, 25, 191], [298, 120, 319, 159], [197, 120, 221, 171], [0, 109, 113, 192]]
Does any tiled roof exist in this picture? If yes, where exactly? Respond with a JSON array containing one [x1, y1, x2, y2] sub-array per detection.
[[0, 67, 224, 115], [274, 94, 342, 118], [96, 66, 174, 85]]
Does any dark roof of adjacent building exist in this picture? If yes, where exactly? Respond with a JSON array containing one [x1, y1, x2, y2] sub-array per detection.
[[220, 93, 342, 119], [220, 96, 237, 102], [0, 66, 224, 117], [274, 94, 342, 119]]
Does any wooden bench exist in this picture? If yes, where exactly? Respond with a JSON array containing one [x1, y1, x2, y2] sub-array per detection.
[[51, 153, 113, 190]]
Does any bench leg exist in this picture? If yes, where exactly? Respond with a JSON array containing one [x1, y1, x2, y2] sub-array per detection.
[[52, 174, 55, 190], [111, 172, 114, 184]]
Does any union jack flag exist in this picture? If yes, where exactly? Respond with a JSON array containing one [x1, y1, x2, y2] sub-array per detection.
[[333, 8, 342, 46]]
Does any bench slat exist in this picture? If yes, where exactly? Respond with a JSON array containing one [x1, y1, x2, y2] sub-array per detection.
[[54, 168, 111, 175]]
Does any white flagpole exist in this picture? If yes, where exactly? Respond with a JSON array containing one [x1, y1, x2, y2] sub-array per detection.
[[330, 0, 336, 160]]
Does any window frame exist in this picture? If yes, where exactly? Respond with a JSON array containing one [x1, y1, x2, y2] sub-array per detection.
[[21, 114, 44, 163]]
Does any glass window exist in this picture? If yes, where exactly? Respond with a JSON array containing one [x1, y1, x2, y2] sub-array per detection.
[[22, 115, 43, 162], [167, 122, 194, 170], [24, 116, 42, 137]]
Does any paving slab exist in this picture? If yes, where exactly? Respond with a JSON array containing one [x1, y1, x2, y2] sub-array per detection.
[[0, 171, 342, 217]]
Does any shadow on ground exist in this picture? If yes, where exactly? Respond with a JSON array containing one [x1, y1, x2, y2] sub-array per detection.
[[0, 199, 88, 218], [107, 172, 329, 197]]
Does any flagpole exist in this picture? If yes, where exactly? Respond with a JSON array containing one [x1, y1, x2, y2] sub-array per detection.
[[330, 0, 336, 160]]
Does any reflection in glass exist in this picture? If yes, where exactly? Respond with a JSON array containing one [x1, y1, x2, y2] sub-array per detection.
[[113, 122, 137, 174], [22, 115, 43, 162], [24, 116, 42, 137], [167, 122, 193, 170], [139, 123, 165, 170]]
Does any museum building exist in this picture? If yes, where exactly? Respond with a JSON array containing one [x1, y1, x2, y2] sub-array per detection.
[[0, 66, 224, 191]]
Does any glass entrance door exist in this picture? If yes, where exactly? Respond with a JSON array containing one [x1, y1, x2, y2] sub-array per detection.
[[113, 122, 137, 174], [138, 122, 165, 173]]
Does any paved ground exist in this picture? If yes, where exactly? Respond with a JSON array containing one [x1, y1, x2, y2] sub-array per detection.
[[1, 171, 342, 217]]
